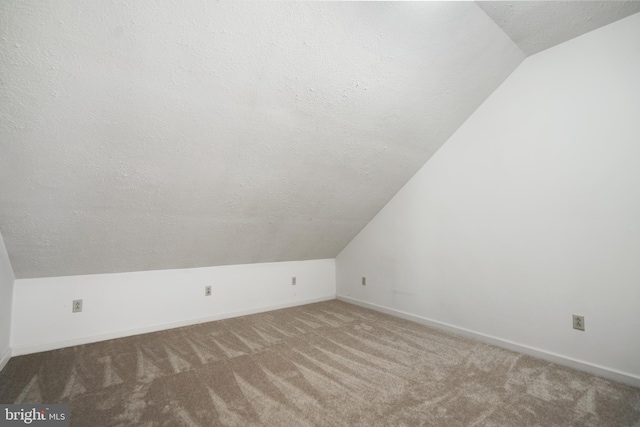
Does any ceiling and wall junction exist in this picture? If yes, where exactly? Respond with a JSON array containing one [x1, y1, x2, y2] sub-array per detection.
[[1, 1, 639, 279]]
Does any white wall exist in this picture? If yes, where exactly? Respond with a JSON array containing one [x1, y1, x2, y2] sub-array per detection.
[[0, 234, 14, 370], [12, 259, 334, 355], [0, 230, 15, 371], [336, 13, 640, 387]]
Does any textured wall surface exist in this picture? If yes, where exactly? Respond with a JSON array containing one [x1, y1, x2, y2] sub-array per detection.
[[0, 1, 524, 278]]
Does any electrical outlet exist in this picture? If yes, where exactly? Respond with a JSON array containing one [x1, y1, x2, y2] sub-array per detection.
[[572, 315, 585, 331], [292, 276, 296, 286], [72, 299, 83, 313], [362, 277, 366, 286], [205, 285, 212, 296]]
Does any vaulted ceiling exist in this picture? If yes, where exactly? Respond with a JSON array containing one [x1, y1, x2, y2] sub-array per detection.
[[2, 1, 639, 279]]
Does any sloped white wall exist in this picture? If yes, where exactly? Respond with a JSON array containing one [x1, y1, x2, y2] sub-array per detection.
[[11, 259, 334, 355], [336, 13, 640, 386], [0, 230, 15, 371]]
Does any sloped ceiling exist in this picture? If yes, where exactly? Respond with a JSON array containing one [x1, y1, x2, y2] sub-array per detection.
[[477, 1, 640, 56], [0, 2, 637, 279]]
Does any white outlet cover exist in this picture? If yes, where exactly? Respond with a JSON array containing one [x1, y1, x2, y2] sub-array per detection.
[[572, 314, 585, 331], [72, 299, 83, 313]]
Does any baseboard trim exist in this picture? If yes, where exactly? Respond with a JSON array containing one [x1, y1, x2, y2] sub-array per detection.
[[0, 347, 11, 373], [11, 296, 335, 357], [337, 295, 640, 389]]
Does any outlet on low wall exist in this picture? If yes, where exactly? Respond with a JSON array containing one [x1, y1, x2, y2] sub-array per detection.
[[11, 259, 335, 355]]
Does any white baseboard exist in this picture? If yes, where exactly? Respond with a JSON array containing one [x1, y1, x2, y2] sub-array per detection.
[[0, 347, 11, 373], [337, 295, 640, 389], [11, 296, 334, 357]]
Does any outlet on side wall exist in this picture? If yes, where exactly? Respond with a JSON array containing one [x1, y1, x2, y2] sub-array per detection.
[[573, 315, 585, 331]]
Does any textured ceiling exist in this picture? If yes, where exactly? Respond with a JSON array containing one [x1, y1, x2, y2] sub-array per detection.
[[0, 2, 637, 279], [477, 1, 640, 56]]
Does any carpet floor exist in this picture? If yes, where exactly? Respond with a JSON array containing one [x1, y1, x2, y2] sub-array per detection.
[[0, 300, 639, 426]]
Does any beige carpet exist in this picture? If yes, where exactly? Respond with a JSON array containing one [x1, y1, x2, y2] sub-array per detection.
[[0, 300, 639, 426]]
